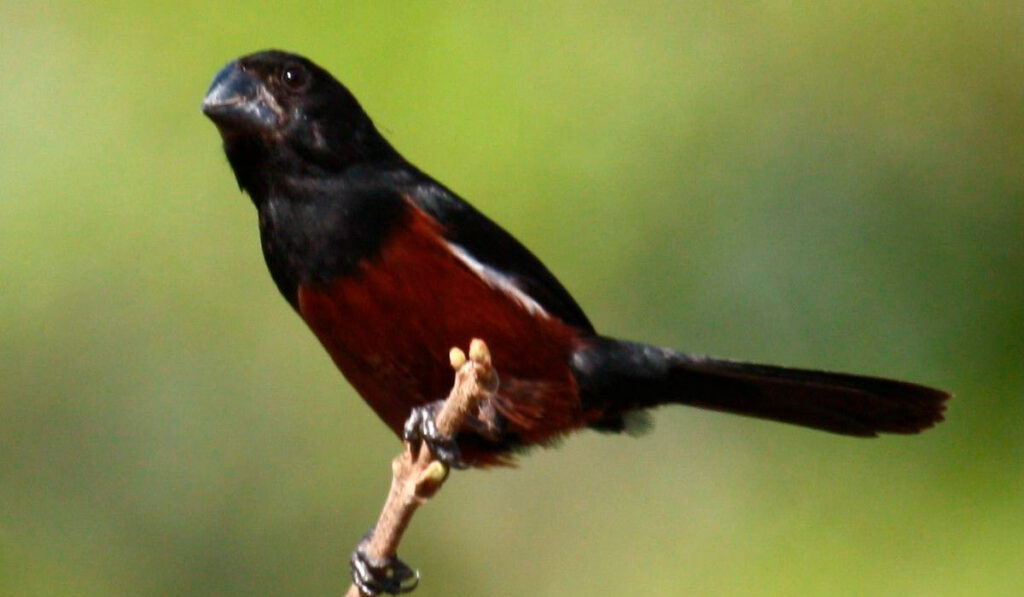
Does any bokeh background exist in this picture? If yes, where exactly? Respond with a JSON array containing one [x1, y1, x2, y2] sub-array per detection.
[[2, 2, 1022, 595]]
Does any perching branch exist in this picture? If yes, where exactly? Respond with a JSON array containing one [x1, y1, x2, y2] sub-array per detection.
[[346, 339, 498, 597]]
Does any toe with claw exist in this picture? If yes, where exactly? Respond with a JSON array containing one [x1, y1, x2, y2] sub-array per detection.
[[350, 530, 419, 595], [403, 401, 467, 469]]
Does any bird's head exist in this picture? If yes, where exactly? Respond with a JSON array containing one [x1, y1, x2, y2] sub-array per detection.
[[202, 50, 397, 193]]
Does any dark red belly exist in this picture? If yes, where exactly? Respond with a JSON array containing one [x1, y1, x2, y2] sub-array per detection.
[[297, 206, 589, 460]]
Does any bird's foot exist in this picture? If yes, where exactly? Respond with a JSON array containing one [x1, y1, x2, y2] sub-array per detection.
[[402, 401, 467, 469], [350, 530, 419, 595]]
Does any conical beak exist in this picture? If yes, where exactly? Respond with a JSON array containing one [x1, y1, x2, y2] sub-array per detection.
[[201, 62, 281, 133]]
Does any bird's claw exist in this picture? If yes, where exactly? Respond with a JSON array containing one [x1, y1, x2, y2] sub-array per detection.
[[403, 402, 467, 469], [350, 531, 420, 595]]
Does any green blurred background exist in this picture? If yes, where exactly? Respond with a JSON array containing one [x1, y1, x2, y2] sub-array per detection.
[[2, 1, 1021, 595]]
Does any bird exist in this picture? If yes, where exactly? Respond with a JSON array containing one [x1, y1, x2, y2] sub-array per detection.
[[202, 49, 948, 594], [202, 49, 947, 464], [203, 50, 946, 466]]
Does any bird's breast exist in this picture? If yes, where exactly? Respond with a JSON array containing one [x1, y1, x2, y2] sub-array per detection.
[[295, 204, 591, 443], [257, 187, 408, 308]]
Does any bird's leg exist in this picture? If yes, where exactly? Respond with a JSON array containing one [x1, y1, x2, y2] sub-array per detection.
[[403, 401, 467, 469], [349, 526, 419, 595], [402, 343, 501, 469], [403, 397, 507, 470]]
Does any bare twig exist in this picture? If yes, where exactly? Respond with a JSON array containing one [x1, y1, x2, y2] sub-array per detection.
[[346, 339, 498, 596]]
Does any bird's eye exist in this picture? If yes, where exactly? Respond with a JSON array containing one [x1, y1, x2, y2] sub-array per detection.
[[280, 64, 309, 90]]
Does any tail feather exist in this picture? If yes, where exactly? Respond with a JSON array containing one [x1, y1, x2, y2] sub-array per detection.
[[572, 337, 949, 436]]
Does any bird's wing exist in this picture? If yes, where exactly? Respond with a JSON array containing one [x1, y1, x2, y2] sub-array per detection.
[[404, 179, 595, 333]]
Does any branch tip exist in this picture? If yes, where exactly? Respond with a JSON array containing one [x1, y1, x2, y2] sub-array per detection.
[[449, 347, 467, 369], [468, 338, 490, 365]]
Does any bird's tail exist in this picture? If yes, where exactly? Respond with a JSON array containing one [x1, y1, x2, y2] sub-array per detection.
[[571, 337, 949, 436]]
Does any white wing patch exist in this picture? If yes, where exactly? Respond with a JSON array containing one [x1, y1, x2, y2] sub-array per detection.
[[447, 243, 550, 318]]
